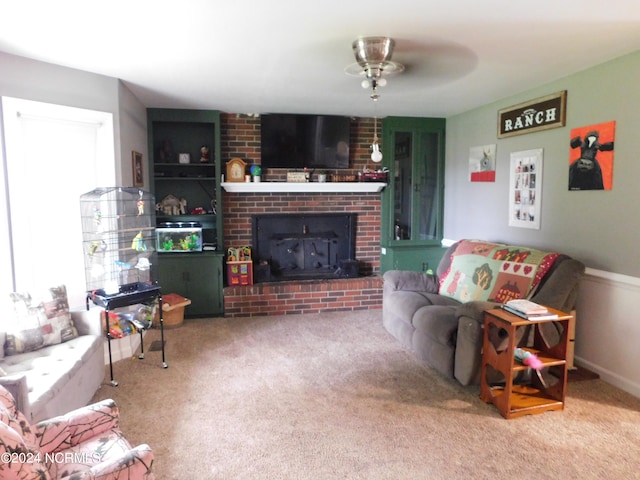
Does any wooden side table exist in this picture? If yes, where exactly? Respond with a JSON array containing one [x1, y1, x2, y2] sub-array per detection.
[[480, 307, 572, 419]]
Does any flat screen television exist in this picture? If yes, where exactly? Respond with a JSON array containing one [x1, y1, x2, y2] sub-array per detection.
[[260, 114, 350, 169]]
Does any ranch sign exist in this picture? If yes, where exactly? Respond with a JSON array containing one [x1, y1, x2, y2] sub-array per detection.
[[497, 91, 567, 138]]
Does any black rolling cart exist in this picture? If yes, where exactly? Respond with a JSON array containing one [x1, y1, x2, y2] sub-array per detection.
[[86, 282, 167, 386]]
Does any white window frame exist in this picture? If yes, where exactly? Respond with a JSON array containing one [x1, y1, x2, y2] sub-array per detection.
[[1, 97, 115, 307]]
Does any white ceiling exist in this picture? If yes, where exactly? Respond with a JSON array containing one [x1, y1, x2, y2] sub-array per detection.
[[1, 1, 639, 118]]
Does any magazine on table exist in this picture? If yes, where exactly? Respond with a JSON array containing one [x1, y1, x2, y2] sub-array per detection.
[[502, 299, 558, 320]]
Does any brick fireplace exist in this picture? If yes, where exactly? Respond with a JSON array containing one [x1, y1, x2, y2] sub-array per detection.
[[221, 114, 384, 317], [252, 212, 357, 282]]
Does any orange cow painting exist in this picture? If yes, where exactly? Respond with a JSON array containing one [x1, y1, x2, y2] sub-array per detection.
[[569, 120, 615, 190]]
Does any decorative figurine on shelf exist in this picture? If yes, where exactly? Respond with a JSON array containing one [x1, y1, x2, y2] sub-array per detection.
[[159, 140, 174, 162], [250, 164, 262, 182], [200, 145, 210, 163], [157, 194, 187, 215]]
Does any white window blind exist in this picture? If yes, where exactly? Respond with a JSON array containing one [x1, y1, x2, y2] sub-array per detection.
[[1, 97, 115, 307]]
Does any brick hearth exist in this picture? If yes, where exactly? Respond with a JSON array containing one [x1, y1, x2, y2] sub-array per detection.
[[223, 276, 382, 317]]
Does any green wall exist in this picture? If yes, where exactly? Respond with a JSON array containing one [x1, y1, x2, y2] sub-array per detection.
[[445, 50, 640, 277]]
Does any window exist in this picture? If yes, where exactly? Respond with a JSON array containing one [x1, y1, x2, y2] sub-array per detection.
[[1, 97, 115, 307]]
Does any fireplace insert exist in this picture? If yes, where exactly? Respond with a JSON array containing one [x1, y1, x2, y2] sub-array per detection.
[[251, 213, 357, 282]]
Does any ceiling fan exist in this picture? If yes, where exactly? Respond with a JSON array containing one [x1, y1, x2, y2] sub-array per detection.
[[345, 36, 405, 163], [344, 36, 405, 101]]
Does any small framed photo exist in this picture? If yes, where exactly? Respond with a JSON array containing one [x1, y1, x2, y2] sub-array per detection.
[[132, 151, 144, 187]]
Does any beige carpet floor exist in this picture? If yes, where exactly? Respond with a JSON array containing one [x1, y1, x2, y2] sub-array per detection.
[[91, 310, 640, 479]]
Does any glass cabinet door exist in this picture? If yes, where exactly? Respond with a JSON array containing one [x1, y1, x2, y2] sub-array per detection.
[[382, 117, 445, 247]]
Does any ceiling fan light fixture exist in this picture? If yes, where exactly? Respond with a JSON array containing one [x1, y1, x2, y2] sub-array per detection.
[[353, 37, 394, 67], [345, 36, 404, 101]]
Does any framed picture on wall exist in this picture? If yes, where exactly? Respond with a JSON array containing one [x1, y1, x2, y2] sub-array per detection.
[[469, 144, 496, 182], [132, 151, 143, 187], [569, 120, 615, 191], [508, 149, 543, 229]]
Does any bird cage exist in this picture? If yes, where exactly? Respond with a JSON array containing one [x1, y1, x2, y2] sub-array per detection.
[[80, 187, 157, 294]]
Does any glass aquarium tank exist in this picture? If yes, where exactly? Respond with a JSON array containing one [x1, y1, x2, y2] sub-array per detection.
[[156, 222, 203, 252], [80, 187, 158, 294]]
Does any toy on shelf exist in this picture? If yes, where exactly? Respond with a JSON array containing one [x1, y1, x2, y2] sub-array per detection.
[[514, 347, 548, 388], [157, 194, 187, 215], [227, 246, 253, 286], [227, 246, 251, 262], [200, 145, 210, 163], [101, 311, 136, 338], [514, 348, 543, 370]]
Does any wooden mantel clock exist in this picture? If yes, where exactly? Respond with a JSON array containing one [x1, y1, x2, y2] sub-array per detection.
[[226, 157, 247, 182]]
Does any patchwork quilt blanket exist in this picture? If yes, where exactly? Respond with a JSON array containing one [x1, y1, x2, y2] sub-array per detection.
[[439, 240, 559, 304]]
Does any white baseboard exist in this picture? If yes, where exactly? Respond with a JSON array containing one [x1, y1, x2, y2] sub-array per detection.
[[575, 356, 640, 399]]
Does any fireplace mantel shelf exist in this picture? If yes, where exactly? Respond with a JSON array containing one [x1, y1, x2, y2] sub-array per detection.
[[221, 181, 386, 193]]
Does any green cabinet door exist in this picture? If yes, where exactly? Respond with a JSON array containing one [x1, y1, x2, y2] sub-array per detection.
[[157, 252, 224, 317], [380, 117, 446, 274], [380, 245, 448, 273]]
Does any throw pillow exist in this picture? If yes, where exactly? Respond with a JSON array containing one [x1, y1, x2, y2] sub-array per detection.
[[40, 285, 78, 345], [438, 240, 559, 304], [3, 292, 46, 356], [3, 285, 78, 356]]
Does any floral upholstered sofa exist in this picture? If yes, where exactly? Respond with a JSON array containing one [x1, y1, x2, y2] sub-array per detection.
[[0, 384, 154, 479], [383, 239, 585, 385], [0, 285, 104, 423]]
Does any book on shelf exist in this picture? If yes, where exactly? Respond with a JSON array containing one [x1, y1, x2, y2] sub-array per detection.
[[501, 299, 559, 321]]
